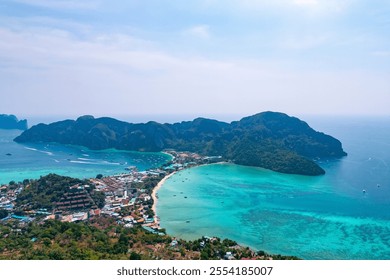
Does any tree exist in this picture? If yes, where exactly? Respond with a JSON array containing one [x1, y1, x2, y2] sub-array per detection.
[[96, 174, 103, 179], [42, 237, 52, 247], [90, 191, 105, 208], [222, 238, 237, 247], [257, 250, 266, 256], [129, 252, 142, 260], [0, 209, 8, 219], [200, 251, 209, 260]]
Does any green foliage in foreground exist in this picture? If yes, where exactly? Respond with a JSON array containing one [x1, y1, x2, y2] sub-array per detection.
[[0, 218, 161, 260], [0, 218, 300, 260]]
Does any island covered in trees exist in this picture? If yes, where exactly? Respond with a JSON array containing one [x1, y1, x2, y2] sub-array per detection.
[[14, 111, 347, 176], [0, 114, 28, 130]]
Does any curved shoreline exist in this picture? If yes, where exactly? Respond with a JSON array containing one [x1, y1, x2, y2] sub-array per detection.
[[150, 162, 223, 226], [151, 171, 176, 223]]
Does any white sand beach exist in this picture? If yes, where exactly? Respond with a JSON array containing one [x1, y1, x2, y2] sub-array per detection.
[[151, 171, 176, 217]]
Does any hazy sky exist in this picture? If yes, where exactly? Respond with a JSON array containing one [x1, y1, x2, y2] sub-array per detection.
[[0, 0, 389, 120]]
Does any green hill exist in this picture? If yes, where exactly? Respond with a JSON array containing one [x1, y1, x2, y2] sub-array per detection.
[[15, 174, 104, 211], [14, 112, 347, 175]]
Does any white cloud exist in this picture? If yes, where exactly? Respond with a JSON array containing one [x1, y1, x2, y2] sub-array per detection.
[[183, 25, 211, 39], [0, 0, 389, 118], [11, 0, 99, 10], [0, 25, 388, 117]]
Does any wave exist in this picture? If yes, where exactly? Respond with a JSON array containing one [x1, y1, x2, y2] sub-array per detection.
[[77, 157, 94, 161], [69, 160, 100, 165], [70, 160, 121, 166], [24, 147, 38, 151], [77, 158, 121, 165], [101, 160, 121, 166], [24, 146, 53, 156]]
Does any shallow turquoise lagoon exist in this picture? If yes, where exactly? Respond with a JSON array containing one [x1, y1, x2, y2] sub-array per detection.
[[157, 118, 390, 259]]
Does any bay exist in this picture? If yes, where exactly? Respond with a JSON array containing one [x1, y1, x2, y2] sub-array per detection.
[[0, 129, 171, 184], [2, 116, 390, 259], [157, 117, 390, 259]]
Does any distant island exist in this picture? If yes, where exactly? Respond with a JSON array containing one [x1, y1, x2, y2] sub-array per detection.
[[14, 111, 347, 176], [0, 114, 28, 130]]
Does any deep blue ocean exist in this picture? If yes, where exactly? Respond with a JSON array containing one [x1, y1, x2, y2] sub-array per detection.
[[1, 116, 390, 259]]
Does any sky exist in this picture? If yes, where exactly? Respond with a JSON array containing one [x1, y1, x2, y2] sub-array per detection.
[[0, 0, 389, 122]]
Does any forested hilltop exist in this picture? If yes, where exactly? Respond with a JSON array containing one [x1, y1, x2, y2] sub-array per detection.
[[0, 218, 299, 260], [14, 112, 347, 175]]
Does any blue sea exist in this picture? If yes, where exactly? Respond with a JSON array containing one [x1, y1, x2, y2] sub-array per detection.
[[1, 116, 390, 259], [0, 129, 171, 184], [157, 117, 390, 260]]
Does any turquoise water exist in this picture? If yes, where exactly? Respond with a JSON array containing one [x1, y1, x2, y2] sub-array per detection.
[[157, 118, 390, 260], [2, 117, 390, 259], [0, 129, 171, 184]]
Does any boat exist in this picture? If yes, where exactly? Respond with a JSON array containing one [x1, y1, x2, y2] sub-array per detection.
[[5, 153, 12, 156], [125, 166, 137, 171], [362, 189, 366, 193]]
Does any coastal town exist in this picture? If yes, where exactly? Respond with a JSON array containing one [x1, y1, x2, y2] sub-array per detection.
[[1, 151, 282, 260], [0, 151, 220, 225]]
